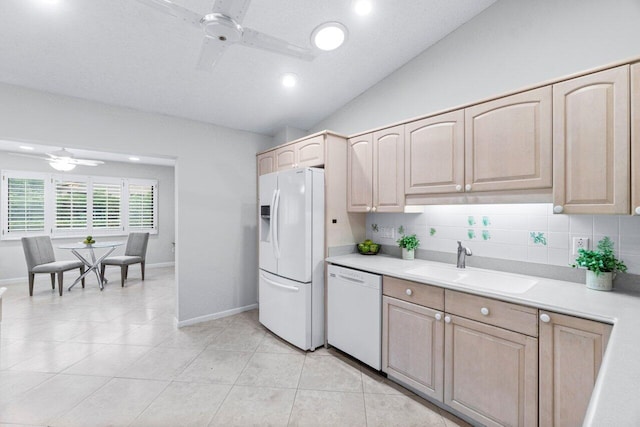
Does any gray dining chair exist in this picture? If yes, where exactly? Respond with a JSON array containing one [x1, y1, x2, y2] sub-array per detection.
[[22, 236, 85, 296], [100, 232, 149, 287]]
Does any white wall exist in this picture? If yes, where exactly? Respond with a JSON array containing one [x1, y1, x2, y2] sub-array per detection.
[[0, 83, 272, 323], [311, 0, 640, 135], [0, 151, 175, 282]]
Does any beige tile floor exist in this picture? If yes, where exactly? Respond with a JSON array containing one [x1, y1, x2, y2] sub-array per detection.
[[0, 267, 470, 427]]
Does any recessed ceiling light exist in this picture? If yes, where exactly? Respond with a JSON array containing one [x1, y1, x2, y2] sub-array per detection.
[[353, 0, 373, 16], [311, 22, 348, 51], [129, 156, 140, 162], [281, 73, 298, 88], [19, 145, 35, 150]]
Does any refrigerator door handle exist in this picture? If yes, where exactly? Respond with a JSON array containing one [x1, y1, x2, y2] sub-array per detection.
[[270, 189, 278, 257], [260, 273, 300, 292], [273, 189, 281, 259]]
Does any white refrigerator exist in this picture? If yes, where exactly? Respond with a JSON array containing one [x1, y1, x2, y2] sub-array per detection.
[[258, 168, 324, 350]]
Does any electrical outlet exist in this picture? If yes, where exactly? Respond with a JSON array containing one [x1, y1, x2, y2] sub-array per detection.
[[380, 227, 395, 239], [572, 237, 590, 255]]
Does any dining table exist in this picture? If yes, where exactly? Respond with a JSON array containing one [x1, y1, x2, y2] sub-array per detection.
[[59, 241, 124, 291]]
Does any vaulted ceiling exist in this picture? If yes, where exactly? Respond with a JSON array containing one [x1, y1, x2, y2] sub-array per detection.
[[0, 0, 496, 136]]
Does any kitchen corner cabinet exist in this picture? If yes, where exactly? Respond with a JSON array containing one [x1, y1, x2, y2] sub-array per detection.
[[539, 311, 612, 427], [257, 151, 275, 176], [405, 110, 465, 195], [274, 135, 325, 171], [631, 62, 640, 214], [347, 125, 405, 213], [465, 86, 552, 193], [552, 65, 630, 214]]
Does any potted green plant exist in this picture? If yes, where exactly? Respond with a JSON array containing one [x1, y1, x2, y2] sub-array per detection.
[[572, 236, 627, 291], [397, 234, 420, 260]]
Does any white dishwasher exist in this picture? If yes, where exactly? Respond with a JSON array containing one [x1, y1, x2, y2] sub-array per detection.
[[327, 264, 382, 370]]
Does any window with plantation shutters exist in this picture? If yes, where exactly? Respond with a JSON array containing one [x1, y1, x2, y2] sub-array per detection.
[[54, 179, 88, 232], [128, 182, 156, 230], [93, 182, 122, 230], [1, 170, 158, 240], [1, 172, 46, 237]]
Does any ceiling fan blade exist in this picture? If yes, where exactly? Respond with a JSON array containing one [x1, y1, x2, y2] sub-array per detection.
[[7, 152, 48, 161], [69, 159, 104, 166], [212, 0, 252, 23], [136, 0, 202, 27], [196, 36, 229, 71], [242, 28, 315, 61]]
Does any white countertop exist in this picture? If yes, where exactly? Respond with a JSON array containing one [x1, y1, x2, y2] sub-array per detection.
[[326, 253, 640, 426]]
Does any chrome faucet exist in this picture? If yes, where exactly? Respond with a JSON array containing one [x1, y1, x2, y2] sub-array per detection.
[[457, 241, 472, 269]]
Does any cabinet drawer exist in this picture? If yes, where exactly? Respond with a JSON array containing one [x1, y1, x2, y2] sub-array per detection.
[[445, 290, 538, 337], [383, 276, 444, 310]]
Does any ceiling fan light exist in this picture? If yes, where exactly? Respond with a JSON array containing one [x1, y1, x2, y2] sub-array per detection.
[[312, 22, 348, 51], [353, 0, 373, 16], [281, 73, 298, 88], [49, 160, 76, 172]]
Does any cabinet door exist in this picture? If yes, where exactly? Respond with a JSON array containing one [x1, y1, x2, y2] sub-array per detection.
[[382, 296, 444, 401], [373, 125, 404, 212], [275, 144, 297, 171], [444, 315, 538, 427], [405, 111, 464, 195], [539, 311, 612, 427], [632, 63, 640, 215], [257, 151, 275, 176], [347, 134, 373, 212], [465, 86, 552, 193], [553, 65, 630, 214], [296, 135, 325, 168]]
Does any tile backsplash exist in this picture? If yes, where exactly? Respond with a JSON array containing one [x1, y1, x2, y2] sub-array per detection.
[[366, 204, 640, 274]]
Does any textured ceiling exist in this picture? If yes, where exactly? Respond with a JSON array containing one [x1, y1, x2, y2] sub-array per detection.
[[0, 0, 496, 136]]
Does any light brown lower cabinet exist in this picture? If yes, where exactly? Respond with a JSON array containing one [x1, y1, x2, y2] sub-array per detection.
[[444, 314, 538, 427], [538, 311, 612, 427], [382, 296, 444, 401]]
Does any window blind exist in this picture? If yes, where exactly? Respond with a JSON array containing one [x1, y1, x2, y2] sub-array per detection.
[[93, 182, 122, 229], [129, 183, 155, 229], [7, 177, 45, 233], [55, 180, 88, 230]]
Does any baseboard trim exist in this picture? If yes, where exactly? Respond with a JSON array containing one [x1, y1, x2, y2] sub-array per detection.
[[147, 262, 175, 269], [176, 303, 258, 328]]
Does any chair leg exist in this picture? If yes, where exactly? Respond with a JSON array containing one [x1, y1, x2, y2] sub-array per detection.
[[125, 265, 129, 280], [141, 261, 145, 281], [80, 266, 85, 288], [121, 265, 126, 287], [29, 273, 35, 296], [50, 273, 55, 289], [57, 272, 64, 296], [100, 264, 106, 282]]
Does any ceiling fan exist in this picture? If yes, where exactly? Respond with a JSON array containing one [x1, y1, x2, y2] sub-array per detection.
[[136, 0, 316, 71], [11, 148, 105, 171]]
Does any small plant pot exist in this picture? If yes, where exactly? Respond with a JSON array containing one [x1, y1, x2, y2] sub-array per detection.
[[402, 248, 415, 260], [586, 270, 614, 291]]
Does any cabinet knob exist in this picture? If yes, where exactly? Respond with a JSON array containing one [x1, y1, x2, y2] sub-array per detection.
[[465, 184, 472, 191], [456, 185, 462, 192], [480, 307, 489, 316], [372, 206, 377, 212], [540, 313, 551, 323], [366, 206, 371, 212], [405, 288, 413, 296], [444, 316, 451, 324], [435, 313, 442, 321], [553, 205, 564, 214], [635, 207, 640, 215]]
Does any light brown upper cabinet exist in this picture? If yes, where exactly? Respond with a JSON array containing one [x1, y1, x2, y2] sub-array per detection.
[[539, 311, 612, 427], [631, 62, 640, 214], [465, 86, 552, 193], [274, 135, 325, 171], [553, 65, 630, 214], [257, 151, 275, 176], [348, 125, 405, 213], [405, 110, 465, 195]]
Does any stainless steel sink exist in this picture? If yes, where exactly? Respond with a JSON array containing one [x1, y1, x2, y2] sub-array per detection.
[[405, 265, 538, 294]]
